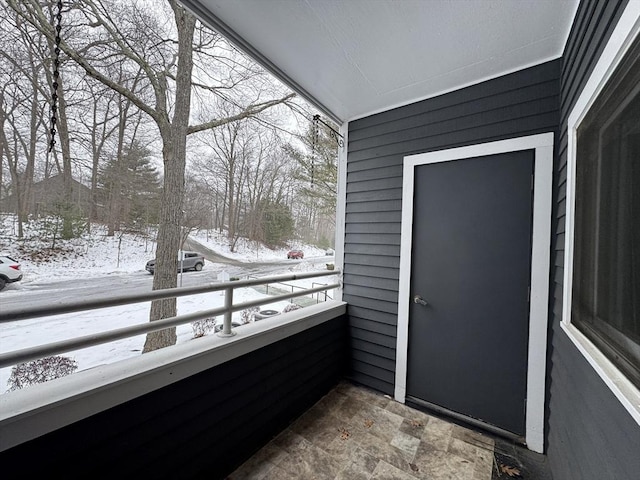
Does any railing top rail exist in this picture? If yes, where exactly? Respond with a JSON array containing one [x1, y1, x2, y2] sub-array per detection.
[[0, 269, 341, 323]]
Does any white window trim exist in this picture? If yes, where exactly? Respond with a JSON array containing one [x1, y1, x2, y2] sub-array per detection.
[[394, 133, 554, 454], [562, 0, 640, 426]]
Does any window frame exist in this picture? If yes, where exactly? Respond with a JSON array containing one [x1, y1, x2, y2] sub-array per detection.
[[562, 0, 640, 425]]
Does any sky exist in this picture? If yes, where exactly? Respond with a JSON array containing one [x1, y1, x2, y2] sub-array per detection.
[[0, 215, 337, 394]]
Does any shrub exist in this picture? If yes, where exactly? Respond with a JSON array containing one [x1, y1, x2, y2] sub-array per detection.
[[240, 306, 259, 324], [282, 303, 302, 313], [7, 356, 78, 391], [191, 317, 216, 338]]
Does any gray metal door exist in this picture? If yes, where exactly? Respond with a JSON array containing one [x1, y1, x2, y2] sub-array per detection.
[[406, 151, 533, 436]]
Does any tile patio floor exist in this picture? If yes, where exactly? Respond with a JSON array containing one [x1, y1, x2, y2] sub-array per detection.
[[227, 380, 498, 480]]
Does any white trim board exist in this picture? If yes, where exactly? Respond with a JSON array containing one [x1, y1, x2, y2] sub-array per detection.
[[562, 0, 640, 426], [394, 133, 554, 454], [334, 122, 348, 301]]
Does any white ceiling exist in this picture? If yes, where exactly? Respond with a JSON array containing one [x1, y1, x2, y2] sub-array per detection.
[[182, 0, 580, 123]]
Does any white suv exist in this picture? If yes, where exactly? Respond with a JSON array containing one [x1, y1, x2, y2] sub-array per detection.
[[0, 255, 23, 291], [145, 251, 205, 275]]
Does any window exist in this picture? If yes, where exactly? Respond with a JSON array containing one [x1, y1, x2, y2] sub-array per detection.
[[572, 33, 640, 389]]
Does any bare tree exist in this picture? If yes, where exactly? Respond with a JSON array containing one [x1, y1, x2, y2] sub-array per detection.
[[7, 0, 295, 351], [284, 120, 338, 246], [0, 7, 49, 237], [75, 79, 125, 230], [199, 117, 253, 251], [191, 118, 300, 249]]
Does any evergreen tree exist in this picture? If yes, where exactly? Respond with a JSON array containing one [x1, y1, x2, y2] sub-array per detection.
[[260, 199, 294, 247], [100, 142, 161, 231]]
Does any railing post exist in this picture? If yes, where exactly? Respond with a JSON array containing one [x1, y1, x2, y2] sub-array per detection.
[[218, 286, 236, 337]]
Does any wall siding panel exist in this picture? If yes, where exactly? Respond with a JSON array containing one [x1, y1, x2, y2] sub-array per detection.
[[546, 1, 640, 479], [345, 232, 402, 245], [344, 59, 561, 395], [351, 328, 398, 351], [343, 274, 399, 292], [347, 306, 398, 326], [0, 316, 348, 479], [346, 201, 403, 214], [344, 263, 400, 280]]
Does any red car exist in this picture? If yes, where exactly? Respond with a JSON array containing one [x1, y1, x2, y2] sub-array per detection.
[[287, 249, 304, 259]]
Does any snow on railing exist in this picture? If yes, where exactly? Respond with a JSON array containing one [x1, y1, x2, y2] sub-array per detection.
[[0, 270, 340, 369]]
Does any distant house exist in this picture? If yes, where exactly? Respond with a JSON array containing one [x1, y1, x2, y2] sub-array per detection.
[[0, 175, 100, 218]]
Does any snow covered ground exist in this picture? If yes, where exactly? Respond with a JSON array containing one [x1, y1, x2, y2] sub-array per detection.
[[0, 214, 329, 285], [0, 214, 337, 394]]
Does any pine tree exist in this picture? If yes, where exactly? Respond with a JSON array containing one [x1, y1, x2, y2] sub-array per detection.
[[100, 142, 161, 232]]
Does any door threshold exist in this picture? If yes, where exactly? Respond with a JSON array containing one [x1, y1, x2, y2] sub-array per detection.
[[405, 395, 526, 447]]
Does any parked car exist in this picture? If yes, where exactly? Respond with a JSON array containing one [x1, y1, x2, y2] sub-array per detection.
[[325, 248, 335, 256], [287, 249, 304, 259], [146, 250, 205, 274], [0, 255, 23, 291]]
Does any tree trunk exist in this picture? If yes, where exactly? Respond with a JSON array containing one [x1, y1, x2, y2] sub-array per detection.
[[54, 70, 75, 239], [0, 93, 4, 210], [107, 98, 129, 236], [19, 62, 39, 230], [3, 130, 24, 237], [143, 3, 195, 353]]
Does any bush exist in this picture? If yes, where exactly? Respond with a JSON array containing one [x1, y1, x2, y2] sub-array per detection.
[[240, 306, 259, 324], [191, 317, 216, 338], [7, 356, 78, 391], [282, 303, 302, 313]]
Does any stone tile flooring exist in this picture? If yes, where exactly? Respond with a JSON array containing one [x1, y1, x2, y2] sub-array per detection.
[[227, 380, 497, 479]]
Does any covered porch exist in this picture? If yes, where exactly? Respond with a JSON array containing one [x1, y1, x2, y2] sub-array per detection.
[[2, 1, 639, 479]]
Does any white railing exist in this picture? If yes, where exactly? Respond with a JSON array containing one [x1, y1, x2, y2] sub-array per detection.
[[0, 270, 341, 369]]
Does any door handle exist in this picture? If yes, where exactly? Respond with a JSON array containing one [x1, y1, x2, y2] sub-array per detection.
[[413, 295, 428, 306]]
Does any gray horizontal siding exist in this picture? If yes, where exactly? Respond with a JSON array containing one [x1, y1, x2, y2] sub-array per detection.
[[348, 306, 398, 326], [344, 59, 561, 395], [344, 274, 398, 292], [346, 177, 403, 192], [344, 243, 400, 257], [349, 97, 559, 154], [349, 114, 560, 163], [344, 294, 398, 315], [345, 232, 401, 245], [345, 211, 401, 224], [347, 164, 403, 180], [346, 201, 402, 214], [0, 316, 348, 479], [344, 264, 399, 281], [546, 0, 640, 478], [548, 330, 640, 479], [351, 331, 397, 351], [344, 253, 400, 268], [345, 222, 401, 235]]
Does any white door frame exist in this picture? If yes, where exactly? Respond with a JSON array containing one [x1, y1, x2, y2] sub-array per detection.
[[394, 133, 553, 453]]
